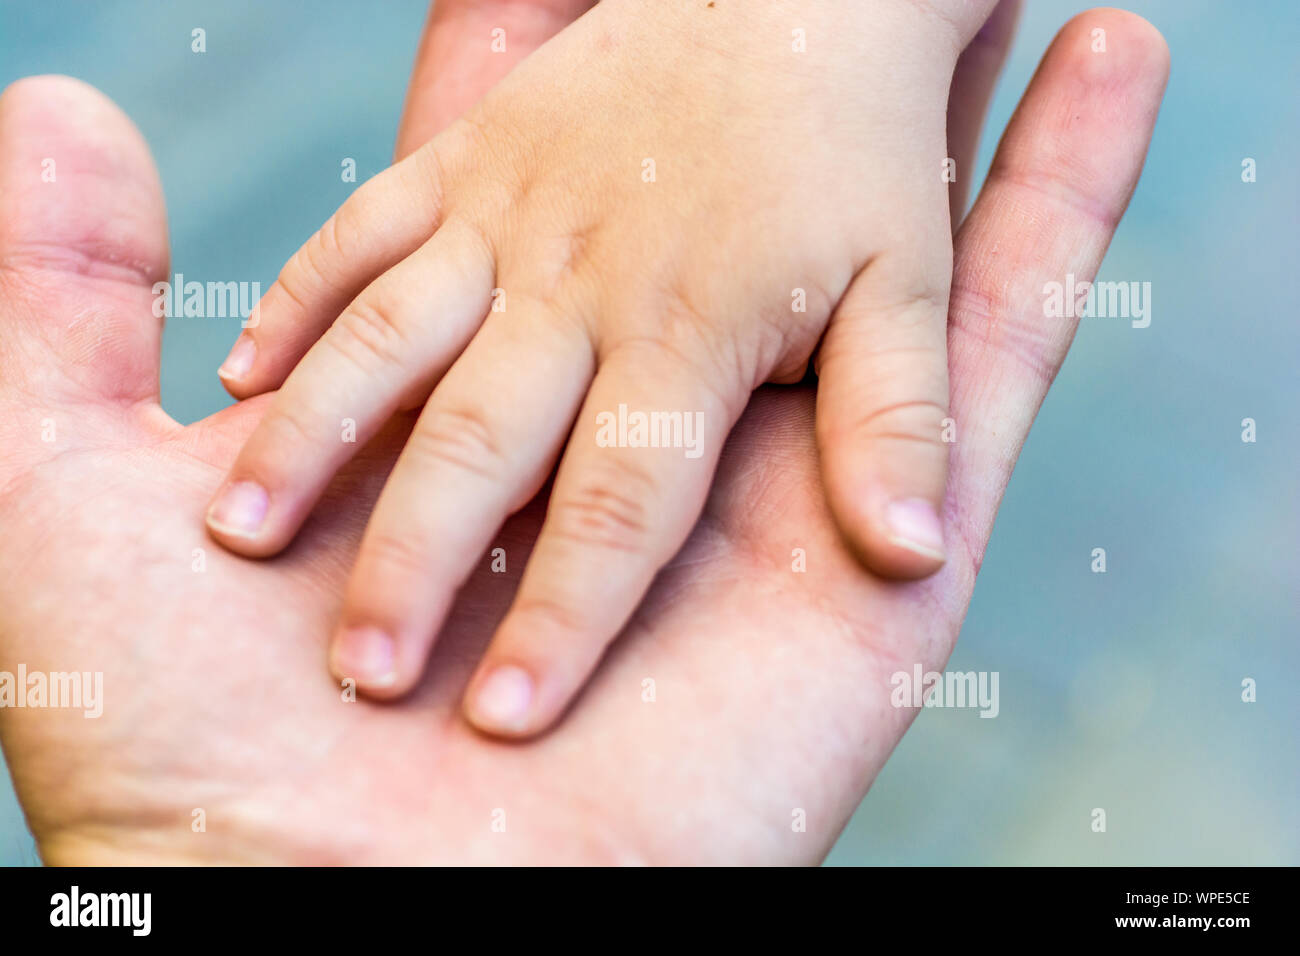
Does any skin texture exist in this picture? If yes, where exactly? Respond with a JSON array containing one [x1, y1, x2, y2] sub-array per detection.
[[205, 0, 1012, 735], [0, 5, 1166, 864]]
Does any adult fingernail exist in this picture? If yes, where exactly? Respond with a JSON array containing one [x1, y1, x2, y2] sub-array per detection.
[[206, 480, 269, 537], [218, 335, 256, 381], [332, 627, 397, 688], [885, 497, 946, 562], [467, 665, 534, 733]]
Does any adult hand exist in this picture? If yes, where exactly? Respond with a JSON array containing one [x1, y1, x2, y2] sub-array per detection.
[[0, 5, 1166, 863]]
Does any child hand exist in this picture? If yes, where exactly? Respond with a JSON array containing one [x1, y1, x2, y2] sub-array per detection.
[[206, 0, 991, 734]]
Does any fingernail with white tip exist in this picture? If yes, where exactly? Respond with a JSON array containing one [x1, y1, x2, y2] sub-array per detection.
[[218, 336, 256, 382], [332, 627, 397, 689], [885, 497, 946, 561], [207, 480, 269, 537]]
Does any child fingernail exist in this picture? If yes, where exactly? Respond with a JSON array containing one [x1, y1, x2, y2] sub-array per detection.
[[332, 627, 397, 688], [207, 480, 269, 537], [885, 497, 946, 561], [468, 665, 534, 733], [218, 335, 256, 381]]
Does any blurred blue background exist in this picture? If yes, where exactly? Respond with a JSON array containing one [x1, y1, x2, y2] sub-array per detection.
[[0, 0, 1296, 865]]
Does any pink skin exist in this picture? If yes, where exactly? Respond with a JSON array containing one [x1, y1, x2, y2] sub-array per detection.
[[205, 0, 1012, 735], [0, 5, 1165, 863]]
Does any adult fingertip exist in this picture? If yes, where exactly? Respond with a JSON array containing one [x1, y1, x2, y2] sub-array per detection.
[[1058, 8, 1170, 84]]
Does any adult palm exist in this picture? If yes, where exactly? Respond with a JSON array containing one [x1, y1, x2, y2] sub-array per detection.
[[0, 6, 1166, 863]]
